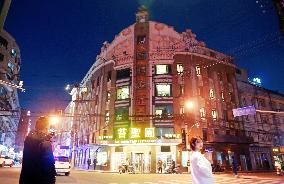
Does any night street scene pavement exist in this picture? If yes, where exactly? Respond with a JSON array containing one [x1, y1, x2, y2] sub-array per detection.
[[1, 0, 284, 184]]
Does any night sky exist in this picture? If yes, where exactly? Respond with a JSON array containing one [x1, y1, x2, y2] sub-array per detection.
[[4, 0, 284, 113]]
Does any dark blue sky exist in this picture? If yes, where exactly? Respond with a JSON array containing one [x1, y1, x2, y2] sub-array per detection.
[[4, 0, 284, 112]]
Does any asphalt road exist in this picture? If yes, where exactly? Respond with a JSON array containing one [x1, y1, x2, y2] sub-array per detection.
[[0, 168, 283, 184]]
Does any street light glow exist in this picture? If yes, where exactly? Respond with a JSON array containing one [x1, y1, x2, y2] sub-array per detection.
[[49, 116, 60, 125], [185, 101, 194, 109]]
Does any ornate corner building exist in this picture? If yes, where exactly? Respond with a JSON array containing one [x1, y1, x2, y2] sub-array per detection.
[[61, 7, 283, 173], [0, 0, 21, 148]]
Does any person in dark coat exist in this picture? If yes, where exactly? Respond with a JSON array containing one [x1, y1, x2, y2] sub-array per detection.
[[93, 157, 97, 170], [19, 116, 56, 184], [232, 155, 239, 178]]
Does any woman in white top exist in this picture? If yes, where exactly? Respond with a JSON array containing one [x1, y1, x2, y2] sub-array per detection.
[[190, 137, 214, 184]]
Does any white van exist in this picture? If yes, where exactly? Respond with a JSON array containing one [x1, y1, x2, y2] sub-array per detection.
[[54, 156, 71, 176], [0, 156, 14, 167]]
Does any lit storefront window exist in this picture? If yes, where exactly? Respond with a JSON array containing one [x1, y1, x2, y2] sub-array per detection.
[[117, 86, 129, 100], [155, 83, 172, 97], [177, 64, 183, 74], [155, 64, 171, 75], [200, 108, 206, 120]]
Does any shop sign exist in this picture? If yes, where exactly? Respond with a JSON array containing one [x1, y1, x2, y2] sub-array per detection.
[[165, 134, 180, 139], [145, 128, 155, 138], [117, 128, 128, 139], [233, 106, 256, 117], [99, 135, 113, 140], [273, 147, 280, 152], [115, 139, 159, 144], [130, 128, 141, 138], [205, 147, 214, 153]]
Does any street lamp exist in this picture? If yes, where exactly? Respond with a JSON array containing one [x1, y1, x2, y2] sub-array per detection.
[[49, 116, 60, 125]]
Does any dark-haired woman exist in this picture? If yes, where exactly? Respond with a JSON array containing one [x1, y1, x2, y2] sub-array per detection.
[[190, 137, 214, 184]]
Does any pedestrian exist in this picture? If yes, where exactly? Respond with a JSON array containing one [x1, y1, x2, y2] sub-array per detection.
[[93, 157, 97, 170], [157, 160, 163, 173], [19, 116, 56, 184], [125, 158, 130, 173], [87, 158, 91, 170], [171, 160, 176, 173], [232, 156, 239, 178], [190, 136, 214, 184]]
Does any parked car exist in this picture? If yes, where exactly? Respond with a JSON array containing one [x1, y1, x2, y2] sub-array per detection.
[[54, 156, 71, 176], [0, 156, 14, 167]]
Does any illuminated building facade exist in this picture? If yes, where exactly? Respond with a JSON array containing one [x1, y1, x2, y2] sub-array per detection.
[[0, 0, 21, 148], [65, 7, 254, 172], [237, 68, 284, 170]]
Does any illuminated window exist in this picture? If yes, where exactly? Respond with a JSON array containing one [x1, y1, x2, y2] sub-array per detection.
[[210, 89, 215, 99], [117, 86, 129, 100], [155, 64, 171, 75], [107, 91, 111, 101], [180, 85, 184, 96], [11, 49, 17, 57], [180, 106, 184, 114], [115, 107, 129, 121], [155, 83, 172, 96], [196, 65, 201, 76], [177, 64, 183, 74], [200, 108, 206, 120], [155, 105, 173, 118], [221, 91, 225, 101], [105, 111, 110, 122], [8, 61, 15, 71], [212, 109, 217, 120]]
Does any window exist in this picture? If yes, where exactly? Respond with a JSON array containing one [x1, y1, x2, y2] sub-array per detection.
[[105, 111, 110, 122], [0, 36, 8, 49], [212, 109, 217, 120], [107, 71, 112, 82], [177, 64, 183, 74], [180, 106, 185, 114], [156, 128, 174, 137], [155, 105, 173, 118], [221, 91, 225, 101], [155, 83, 172, 96], [115, 107, 129, 121], [210, 89, 215, 99], [11, 49, 17, 57], [137, 35, 146, 44], [155, 64, 171, 75], [161, 146, 171, 152], [97, 77, 100, 86], [180, 85, 184, 96], [107, 91, 111, 101], [0, 53, 3, 61], [116, 68, 130, 80], [196, 65, 201, 76], [200, 108, 206, 120], [223, 110, 228, 121], [137, 52, 147, 60], [117, 86, 129, 100], [8, 61, 14, 71]]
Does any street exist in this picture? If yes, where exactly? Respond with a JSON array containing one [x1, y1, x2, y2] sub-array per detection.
[[0, 168, 283, 184]]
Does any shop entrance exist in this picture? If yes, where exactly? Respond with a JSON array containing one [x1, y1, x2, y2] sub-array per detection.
[[133, 153, 145, 173]]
